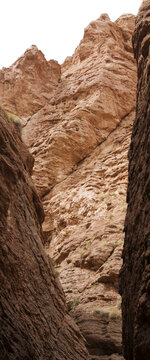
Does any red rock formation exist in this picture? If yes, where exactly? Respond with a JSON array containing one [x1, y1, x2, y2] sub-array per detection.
[[0, 12, 137, 360], [23, 14, 136, 198], [0, 45, 61, 117], [22, 14, 136, 359], [120, 1, 150, 359], [0, 108, 88, 359]]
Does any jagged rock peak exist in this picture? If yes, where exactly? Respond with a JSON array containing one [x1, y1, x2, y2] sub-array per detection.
[[11, 45, 60, 72], [15, 44, 44, 61], [98, 13, 111, 21], [0, 45, 61, 117], [115, 14, 135, 32], [62, 13, 136, 66]]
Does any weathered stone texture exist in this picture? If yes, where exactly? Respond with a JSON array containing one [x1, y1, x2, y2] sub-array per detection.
[[22, 14, 136, 359], [0, 108, 88, 360], [0, 12, 137, 360], [22, 14, 136, 198], [120, 1, 150, 359], [0, 45, 61, 117]]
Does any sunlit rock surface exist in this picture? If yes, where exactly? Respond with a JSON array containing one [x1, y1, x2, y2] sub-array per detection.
[[0, 45, 61, 117], [1, 13, 137, 359]]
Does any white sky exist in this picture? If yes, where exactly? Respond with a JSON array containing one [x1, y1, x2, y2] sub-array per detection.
[[1, 0, 142, 69]]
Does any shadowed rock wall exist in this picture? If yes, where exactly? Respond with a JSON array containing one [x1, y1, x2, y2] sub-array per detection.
[[120, 1, 150, 359], [0, 108, 88, 360]]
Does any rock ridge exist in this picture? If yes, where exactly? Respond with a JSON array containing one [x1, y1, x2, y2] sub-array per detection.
[[0, 45, 61, 117]]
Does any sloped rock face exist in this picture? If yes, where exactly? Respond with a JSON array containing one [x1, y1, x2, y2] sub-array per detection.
[[21, 14, 137, 359], [42, 109, 135, 360], [120, 2, 150, 359], [0, 108, 88, 359], [23, 14, 136, 197], [0, 13, 137, 360], [0, 45, 61, 117]]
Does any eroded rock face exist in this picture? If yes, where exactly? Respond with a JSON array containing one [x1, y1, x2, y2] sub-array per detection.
[[1, 13, 137, 360], [42, 109, 135, 360], [120, 2, 150, 359], [0, 45, 61, 117], [21, 14, 136, 359], [0, 108, 88, 360], [23, 14, 136, 198]]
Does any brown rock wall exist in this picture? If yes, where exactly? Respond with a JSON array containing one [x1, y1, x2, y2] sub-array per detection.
[[0, 12, 137, 360], [0, 108, 88, 359], [0, 45, 61, 117], [22, 14, 136, 359], [120, 1, 150, 359], [43, 109, 135, 359], [22, 15, 136, 199]]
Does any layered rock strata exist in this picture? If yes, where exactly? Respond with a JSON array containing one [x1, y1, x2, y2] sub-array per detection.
[[0, 108, 88, 360], [0, 13, 137, 360], [0, 45, 61, 117], [23, 14, 136, 198], [120, 1, 150, 359], [22, 14, 136, 359]]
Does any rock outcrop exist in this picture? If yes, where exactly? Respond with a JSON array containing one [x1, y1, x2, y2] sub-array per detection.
[[23, 14, 136, 198], [0, 13, 137, 360], [0, 45, 61, 117], [0, 108, 88, 359], [22, 14, 136, 359], [120, 1, 150, 359]]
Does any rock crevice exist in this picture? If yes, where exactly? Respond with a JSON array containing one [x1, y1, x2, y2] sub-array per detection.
[[0, 108, 88, 360], [120, 1, 150, 359], [0, 12, 138, 360]]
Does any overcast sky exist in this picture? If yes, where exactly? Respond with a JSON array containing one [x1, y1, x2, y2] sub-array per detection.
[[1, 0, 142, 69]]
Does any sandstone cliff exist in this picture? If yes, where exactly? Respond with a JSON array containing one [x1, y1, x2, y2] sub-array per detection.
[[120, 1, 150, 359], [0, 45, 61, 117], [0, 13, 137, 360], [0, 108, 88, 359], [22, 14, 136, 359]]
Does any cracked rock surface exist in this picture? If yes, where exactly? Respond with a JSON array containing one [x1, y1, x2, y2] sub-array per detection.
[[120, 1, 150, 359], [1, 12, 137, 360], [22, 14, 136, 359], [0, 45, 61, 117], [0, 108, 88, 360]]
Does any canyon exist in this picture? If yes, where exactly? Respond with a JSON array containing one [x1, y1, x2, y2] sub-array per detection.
[[0, 5, 147, 360]]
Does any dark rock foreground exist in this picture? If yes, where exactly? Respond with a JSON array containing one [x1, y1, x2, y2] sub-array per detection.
[[0, 108, 88, 359], [120, 1, 150, 359]]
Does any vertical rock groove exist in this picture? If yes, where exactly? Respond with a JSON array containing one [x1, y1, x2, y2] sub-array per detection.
[[120, 1, 150, 359], [0, 108, 88, 359]]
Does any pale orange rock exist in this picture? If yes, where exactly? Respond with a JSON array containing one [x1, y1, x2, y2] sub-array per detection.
[[23, 14, 136, 199], [0, 45, 61, 117], [23, 14, 136, 359], [42, 109, 135, 358], [1, 13, 137, 360]]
